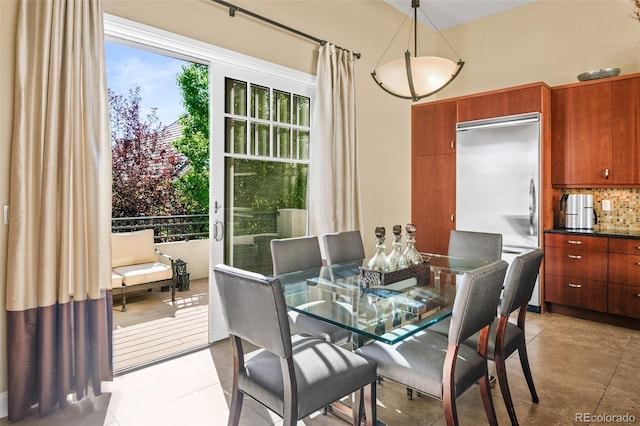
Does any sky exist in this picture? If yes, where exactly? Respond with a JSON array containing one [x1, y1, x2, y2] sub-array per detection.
[[105, 41, 190, 127]]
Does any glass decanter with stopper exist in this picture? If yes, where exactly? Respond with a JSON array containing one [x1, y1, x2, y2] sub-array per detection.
[[367, 226, 388, 272], [386, 224, 409, 271], [403, 223, 424, 265]]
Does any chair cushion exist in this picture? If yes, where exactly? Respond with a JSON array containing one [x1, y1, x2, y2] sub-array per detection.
[[356, 330, 486, 399], [111, 229, 158, 267], [428, 317, 525, 360], [113, 262, 173, 286], [239, 335, 376, 419], [112, 272, 124, 288]]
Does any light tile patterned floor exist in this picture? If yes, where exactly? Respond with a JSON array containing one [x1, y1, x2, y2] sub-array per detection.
[[2, 312, 639, 425]]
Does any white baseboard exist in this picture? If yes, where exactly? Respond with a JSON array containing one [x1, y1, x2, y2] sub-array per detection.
[[0, 391, 7, 419]]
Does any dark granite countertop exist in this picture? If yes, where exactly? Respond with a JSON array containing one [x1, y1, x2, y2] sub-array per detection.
[[545, 228, 640, 240]]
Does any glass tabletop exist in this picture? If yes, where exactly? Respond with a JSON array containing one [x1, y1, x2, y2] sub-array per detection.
[[276, 254, 488, 345]]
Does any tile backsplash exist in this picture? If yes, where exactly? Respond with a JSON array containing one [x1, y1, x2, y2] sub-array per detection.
[[559, 188, 640, 230]]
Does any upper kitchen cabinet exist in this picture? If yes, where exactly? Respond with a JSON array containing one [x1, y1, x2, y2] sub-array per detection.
[[551, 73, 640, 187], [611, 77, 640, 185], [457, 83, 548, 122], [412, 100, 457, 155]]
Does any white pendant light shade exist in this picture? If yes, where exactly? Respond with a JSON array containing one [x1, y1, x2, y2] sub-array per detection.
[[371, 0, 464, 101], [373, 52, 464, 101]]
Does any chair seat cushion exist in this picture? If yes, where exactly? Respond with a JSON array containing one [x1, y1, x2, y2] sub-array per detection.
[[356, 330, 486, 399], [113, 262, 173, 286], [239, 335, 376, 419], [429, 317, 525, 360], [112, 272, 123, 288]]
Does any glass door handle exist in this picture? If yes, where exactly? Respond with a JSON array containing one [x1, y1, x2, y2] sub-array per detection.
[[213, 220, 224, 242]]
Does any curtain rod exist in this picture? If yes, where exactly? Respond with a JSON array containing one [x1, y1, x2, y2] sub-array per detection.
[[210, 0, 361, 59]]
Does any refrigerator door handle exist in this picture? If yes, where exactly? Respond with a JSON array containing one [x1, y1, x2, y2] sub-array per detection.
[[529, 175, 536, 236]]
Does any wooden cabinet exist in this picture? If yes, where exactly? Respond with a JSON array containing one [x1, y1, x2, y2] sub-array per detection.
[[457, 83, 547, 122], [611, 77, 640, 184], [607, 238, 640, 319], [551, 74, 640, 187], [544, 233, 608, 312], [412, 153, 455, 255], [545, 232, 640, 326], [412, 100, 457, 155], [411, 99, 457, 255]]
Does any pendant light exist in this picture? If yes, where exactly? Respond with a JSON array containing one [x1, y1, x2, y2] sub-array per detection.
[[372, 0, 464, 101]]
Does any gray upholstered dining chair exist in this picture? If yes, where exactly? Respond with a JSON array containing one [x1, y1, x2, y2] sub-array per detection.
[[322, 230, 366, 264], [356, 260, 509, 426], [213, 264, 377, 426], [448, 229, 503, 262], [270, 236, 351, 345], [431, 249, 544, 426]]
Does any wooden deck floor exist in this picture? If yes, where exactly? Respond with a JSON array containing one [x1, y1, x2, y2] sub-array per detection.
[[112, 277, 210, 373]]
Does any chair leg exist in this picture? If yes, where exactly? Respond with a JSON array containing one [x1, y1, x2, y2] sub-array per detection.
[[121, 289, 127, 312], [227, 387, 243, 426], [478, 370, 498, 426], [495, 352, 518, 426], [363, 382, 377, 426], [353, 389, 362, 426], [518, 344, 539, 403]]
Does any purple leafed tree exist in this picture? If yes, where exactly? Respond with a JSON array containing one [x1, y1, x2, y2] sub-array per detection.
[[109, 87, 187, 218]]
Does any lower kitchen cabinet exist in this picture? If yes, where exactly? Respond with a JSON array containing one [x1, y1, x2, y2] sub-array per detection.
[[607, 238, 640, 319], [544, 231, 640, 329]]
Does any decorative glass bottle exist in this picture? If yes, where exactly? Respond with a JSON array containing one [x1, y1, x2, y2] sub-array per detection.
[[403, 223, 424, 265], [367, 226, 388, 272], [386, 225, 409, 271]]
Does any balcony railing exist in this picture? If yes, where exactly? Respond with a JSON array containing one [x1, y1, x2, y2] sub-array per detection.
[[112, 210, 279, 242], [112, 214, 209, 243]]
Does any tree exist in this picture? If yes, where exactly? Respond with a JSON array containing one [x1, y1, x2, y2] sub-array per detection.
[[174, 64, 210, 214], [109, 88, 186, 217]]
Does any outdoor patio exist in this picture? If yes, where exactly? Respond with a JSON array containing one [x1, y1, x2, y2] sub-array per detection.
[[112, 277, 210, 373]]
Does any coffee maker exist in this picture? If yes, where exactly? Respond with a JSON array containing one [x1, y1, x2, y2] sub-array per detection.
[[561, 194, 596, 231]]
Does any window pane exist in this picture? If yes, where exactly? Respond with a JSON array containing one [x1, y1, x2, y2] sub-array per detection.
[[225, 158, 308, 274], [226, 78, 246, 116], [294, 129, 310, 160], [251, 85, 270, 120], [251, 122, 270, 156], [274, 90, 291, 124], [225, 118, 246, 154], [293, 95, 310, 126], [274, 126, 291, 158]]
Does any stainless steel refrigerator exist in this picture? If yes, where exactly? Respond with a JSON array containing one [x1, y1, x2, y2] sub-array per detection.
[[456, 112, 541, 310]]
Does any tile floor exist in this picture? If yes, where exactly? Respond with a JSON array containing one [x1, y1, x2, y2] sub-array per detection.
[[2, 311, 639, 425]]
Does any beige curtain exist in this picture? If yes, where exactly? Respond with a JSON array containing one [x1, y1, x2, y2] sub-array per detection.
[[309, 44, 363, 237], [6, 0, 113, 421]]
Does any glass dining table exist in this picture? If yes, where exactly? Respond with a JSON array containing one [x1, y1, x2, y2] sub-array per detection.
[[276, 253, 489, 347]]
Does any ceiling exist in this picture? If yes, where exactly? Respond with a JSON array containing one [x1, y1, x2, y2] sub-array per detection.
[[384, 0, 536, 31]]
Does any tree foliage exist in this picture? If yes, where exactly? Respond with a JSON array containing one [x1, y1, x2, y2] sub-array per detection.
[[173, 64, 210, 214], [109, 88, 186, 217]]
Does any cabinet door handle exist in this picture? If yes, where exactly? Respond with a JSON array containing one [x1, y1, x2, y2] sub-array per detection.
[[636, 262, 640, 266], [450, 213, 455, 223], [636, 293, 640, 298], [568, 283, 582, 288], [604, 168, 609, 179], [450, 140, 455, 150], [567, 254, 582, 259], [567, 240, 582, 245]]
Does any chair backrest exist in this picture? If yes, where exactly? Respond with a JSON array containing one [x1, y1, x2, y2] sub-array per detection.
[[270, 236, 323, 275], [500, 249, 544, 316], [448, 230, 503, 263], [448, 260, 509, 346], [213, 264, 292, 359], [322, 230, 366, 265]]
